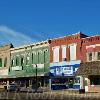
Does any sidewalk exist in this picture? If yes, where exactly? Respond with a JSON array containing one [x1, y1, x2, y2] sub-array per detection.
[[0, 90, 100, 100]]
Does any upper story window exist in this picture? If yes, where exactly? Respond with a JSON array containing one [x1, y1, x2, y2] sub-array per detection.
[[11, 59, 14, 67], [53, 46, 60, 62], [16, 56, 19, 66], [69, 44, 77, 60], [32, 52, 36, 64], [97, 52, 100, 60], [38, 50, 43, 63], [21, 57, 24, 66], [26, 56, 30, 65], [32, 53, 34, 63], [26, 52, 30, 65], [0, 58, 2, 67], [4, 57, 7, 67], [61, 45, 67, 61], [44, 49, 48, 63], [87, 52, 93, 61], [88, 52, 92, 61]]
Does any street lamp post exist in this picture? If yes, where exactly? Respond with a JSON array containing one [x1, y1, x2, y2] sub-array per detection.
[[35, 64, 38, 92]]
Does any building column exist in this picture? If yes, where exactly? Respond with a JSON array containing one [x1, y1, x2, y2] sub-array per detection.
[[29, 79, 32, 88], [84, 77, 89, 92], [43, 77, 45, 87], [49, 79, 51, 90]]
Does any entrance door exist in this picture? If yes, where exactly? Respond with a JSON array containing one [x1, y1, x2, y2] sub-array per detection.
[[26, 79, 29, 87]]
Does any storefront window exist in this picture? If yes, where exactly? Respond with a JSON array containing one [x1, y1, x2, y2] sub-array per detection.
[[90, 76, 100, 85], [75, 77, 80, 84]]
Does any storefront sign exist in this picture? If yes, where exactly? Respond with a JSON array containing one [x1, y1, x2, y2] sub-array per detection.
[[32, 64, 44, 69], [0, 69, 8, 75], [12, 66, 22, 71], [50, 60, 81, 76], [62, 66, 73, 75]]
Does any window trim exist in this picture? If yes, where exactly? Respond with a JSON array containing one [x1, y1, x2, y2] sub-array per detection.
[[97, 52, 100, 60], [52, 46, 60, 62]]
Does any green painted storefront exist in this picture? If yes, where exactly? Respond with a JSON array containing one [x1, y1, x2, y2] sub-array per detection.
[[8, 42, 50, 88]]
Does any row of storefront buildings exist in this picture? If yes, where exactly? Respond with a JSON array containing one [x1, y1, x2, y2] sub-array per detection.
[[0, 32, 100, 93]]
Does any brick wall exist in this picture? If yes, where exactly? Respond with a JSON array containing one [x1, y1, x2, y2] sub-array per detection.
[[81, 35, 100, 62], [50, 32, 82, 63]]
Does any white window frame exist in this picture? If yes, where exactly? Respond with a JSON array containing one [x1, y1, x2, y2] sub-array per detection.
[[52, 46, 60, 62], [69, 43, 77, 61], [97, 51, 100, 60], [87, 52, 94, 62], [61, 45, 67, 61]]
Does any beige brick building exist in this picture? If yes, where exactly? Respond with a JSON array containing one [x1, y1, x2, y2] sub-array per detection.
[[0, 44, 13, 88]]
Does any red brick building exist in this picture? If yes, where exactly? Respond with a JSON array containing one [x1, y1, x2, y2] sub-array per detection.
[[49, 32, 100, 92], [81, 35, 100, 62], [50, 32, 88, 63], [49, 32, 88, 90], [77, 35, 100, 93]]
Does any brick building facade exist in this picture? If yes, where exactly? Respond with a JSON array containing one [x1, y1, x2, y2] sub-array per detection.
[[0, 44, 13, 88], [9, 41, 50, 89], [49, 32, 88, 90], [77, 35, 100, 93], [0, 32, 100, 92]]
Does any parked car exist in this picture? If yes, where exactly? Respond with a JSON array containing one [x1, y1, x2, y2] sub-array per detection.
[[20, 87, 43, 93], [7, 83, 20, 92], [20, 87, 35, 93]]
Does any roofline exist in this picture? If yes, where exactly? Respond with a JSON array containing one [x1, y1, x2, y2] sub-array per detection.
[[0, 43, 13, 48], [10, 40, 49, 50], [82, 34, 100, 39], [49, 31, 85, 41]]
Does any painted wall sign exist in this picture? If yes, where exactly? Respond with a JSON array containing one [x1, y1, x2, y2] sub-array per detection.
[[50, 60, 81, 76]]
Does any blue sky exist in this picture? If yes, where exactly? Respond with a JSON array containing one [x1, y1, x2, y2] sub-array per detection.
[[0, 0, 100, 47]]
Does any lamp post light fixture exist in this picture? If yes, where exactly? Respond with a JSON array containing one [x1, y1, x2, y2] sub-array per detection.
[[32, 64, 38, 92], [35, 64, 38, 92]]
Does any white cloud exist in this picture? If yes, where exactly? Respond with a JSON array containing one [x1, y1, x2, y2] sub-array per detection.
[[0, 25, 36, 47]]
